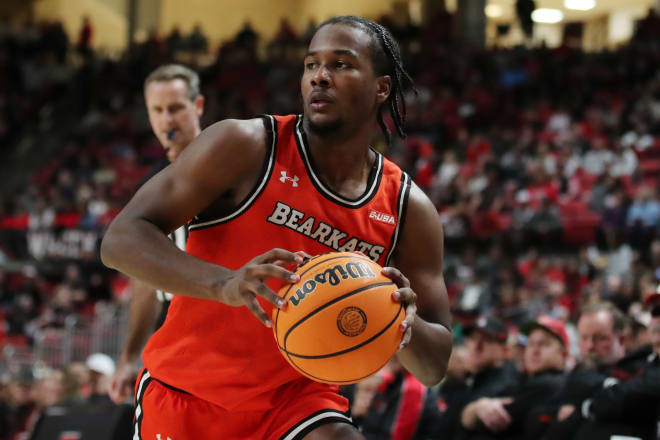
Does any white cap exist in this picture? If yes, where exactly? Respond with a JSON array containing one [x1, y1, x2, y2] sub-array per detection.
[[86, 353, 116, 376]]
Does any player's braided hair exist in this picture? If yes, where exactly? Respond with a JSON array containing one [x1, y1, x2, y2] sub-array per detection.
[[317, 16, 417, 143]]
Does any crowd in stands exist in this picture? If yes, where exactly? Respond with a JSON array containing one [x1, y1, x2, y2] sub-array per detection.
[[1, 6, 660, 439]]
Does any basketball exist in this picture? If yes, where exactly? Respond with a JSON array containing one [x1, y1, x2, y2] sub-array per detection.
[[272, 252, 405, 384]]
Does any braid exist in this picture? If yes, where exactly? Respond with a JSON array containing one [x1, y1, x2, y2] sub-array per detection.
[[318, 16, 417, 143]]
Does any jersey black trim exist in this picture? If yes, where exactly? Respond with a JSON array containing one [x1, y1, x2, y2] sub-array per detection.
[[294, 115, 383, 209], [152, 377, 192, 396], [279, 409, 355, 440], [188, 115, 278, 230], [385, 172, 411, 266]]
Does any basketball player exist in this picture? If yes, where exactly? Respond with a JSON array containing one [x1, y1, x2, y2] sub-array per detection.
[[108, 64, 204, 404], [101, 16, 452, 439]]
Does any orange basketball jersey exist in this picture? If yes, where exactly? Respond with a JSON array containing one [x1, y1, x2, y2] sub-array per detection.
[[142, 114, 412, 411]]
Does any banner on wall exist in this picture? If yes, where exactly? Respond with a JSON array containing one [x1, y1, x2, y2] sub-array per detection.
[[1, 213, 107, 261], [26, 229, 101, 260]]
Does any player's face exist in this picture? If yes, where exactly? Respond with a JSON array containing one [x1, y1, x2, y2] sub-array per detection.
[[145, 79, 204, 162], [524, 329, 565, 375], [301, 24, 390, 136]]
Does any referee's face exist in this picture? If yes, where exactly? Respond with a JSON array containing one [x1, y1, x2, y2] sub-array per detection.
[[146, 79, 204, 162]]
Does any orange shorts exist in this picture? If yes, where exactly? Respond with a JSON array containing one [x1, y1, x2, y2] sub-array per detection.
[[133, 369, 353, 440]]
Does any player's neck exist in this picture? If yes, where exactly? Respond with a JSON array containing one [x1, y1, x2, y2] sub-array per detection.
[[305, 129, 376, 193]]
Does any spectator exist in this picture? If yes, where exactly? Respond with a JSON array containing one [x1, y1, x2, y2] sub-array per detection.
[[85, 353, 115, 406], [460, 316, 568, 440], [187, 24, 208, 54], [627, 186, 660, 253], [439, 317, 519, 439], [77, 16, 93, 56], [0, 368, 37, 440], [533, 302, 650, 439], [561, 308, 660, 439]]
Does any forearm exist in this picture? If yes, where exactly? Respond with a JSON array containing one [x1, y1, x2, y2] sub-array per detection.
[[119, 280, 161, 364], [101, 218, 229, 300], [397, 318, 452, 386]]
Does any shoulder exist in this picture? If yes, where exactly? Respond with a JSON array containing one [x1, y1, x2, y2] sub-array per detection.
[[202, 117, 269, 155], [407, 180, 437, 215], [136, 159, 169, 192], [400, 181, 443, 252], [390, 178, 444, 271], [180, 117, 270, 175]]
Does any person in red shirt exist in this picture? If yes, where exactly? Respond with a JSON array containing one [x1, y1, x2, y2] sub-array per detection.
[[101, 16, 452, 440]]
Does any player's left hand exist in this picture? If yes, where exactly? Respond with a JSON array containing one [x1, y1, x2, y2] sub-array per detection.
[[382, 267, 416, 350]]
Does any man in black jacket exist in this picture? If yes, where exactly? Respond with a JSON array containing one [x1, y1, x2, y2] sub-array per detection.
[[569, 308, 660, 440], [535, 302, 651, 439], [432, 317, 519, 439], [459, 316, 568, 440]]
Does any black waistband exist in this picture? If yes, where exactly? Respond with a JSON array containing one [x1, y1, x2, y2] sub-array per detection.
[[147, 371, 192, 396]]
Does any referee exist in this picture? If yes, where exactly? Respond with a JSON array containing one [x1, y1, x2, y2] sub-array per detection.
[[108, 64, 204, 403]]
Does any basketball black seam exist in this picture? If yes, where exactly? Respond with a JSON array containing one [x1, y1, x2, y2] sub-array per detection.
[[286, 325, 402, 385], [273, 253, 377, 348], [280, 281, 395, 352], [282, 284, 403, 383], [283, 301, 404, 359]]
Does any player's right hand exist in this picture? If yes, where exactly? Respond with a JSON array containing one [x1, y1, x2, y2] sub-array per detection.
[[216, 248, 302, 327], [109, 361, 138, 404]]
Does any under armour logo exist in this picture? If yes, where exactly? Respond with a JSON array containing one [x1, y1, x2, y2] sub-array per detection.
[[279, 171, 299, 187]]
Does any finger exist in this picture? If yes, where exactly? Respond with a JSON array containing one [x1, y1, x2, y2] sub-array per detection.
[[295, 250, 313, 260], [243, 293, 272, 327], [382, 267, 411, 287], [254, 248, 303, 265], [108, 381, 119, 403], [481, 409, 502, 431], [245, 280, 287, 309], [246, 264, 301, 284], [483, 415, 502, 432], [484, 412, 506, 432], [398, 326, 413, 350], [392, 287, 416, 304], [109, 379, 126, 404], [494, 406, 512, 427], [398, 302, 416, 330]]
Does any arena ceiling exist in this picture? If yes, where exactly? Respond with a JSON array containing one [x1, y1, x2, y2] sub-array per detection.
[[480, 0, 655, 21]]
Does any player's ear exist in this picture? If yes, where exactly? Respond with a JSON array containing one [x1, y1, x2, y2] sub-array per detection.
[[375, 75, 391, 105]]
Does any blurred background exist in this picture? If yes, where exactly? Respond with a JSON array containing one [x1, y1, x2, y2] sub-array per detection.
[[1, 0, 660, 439]]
